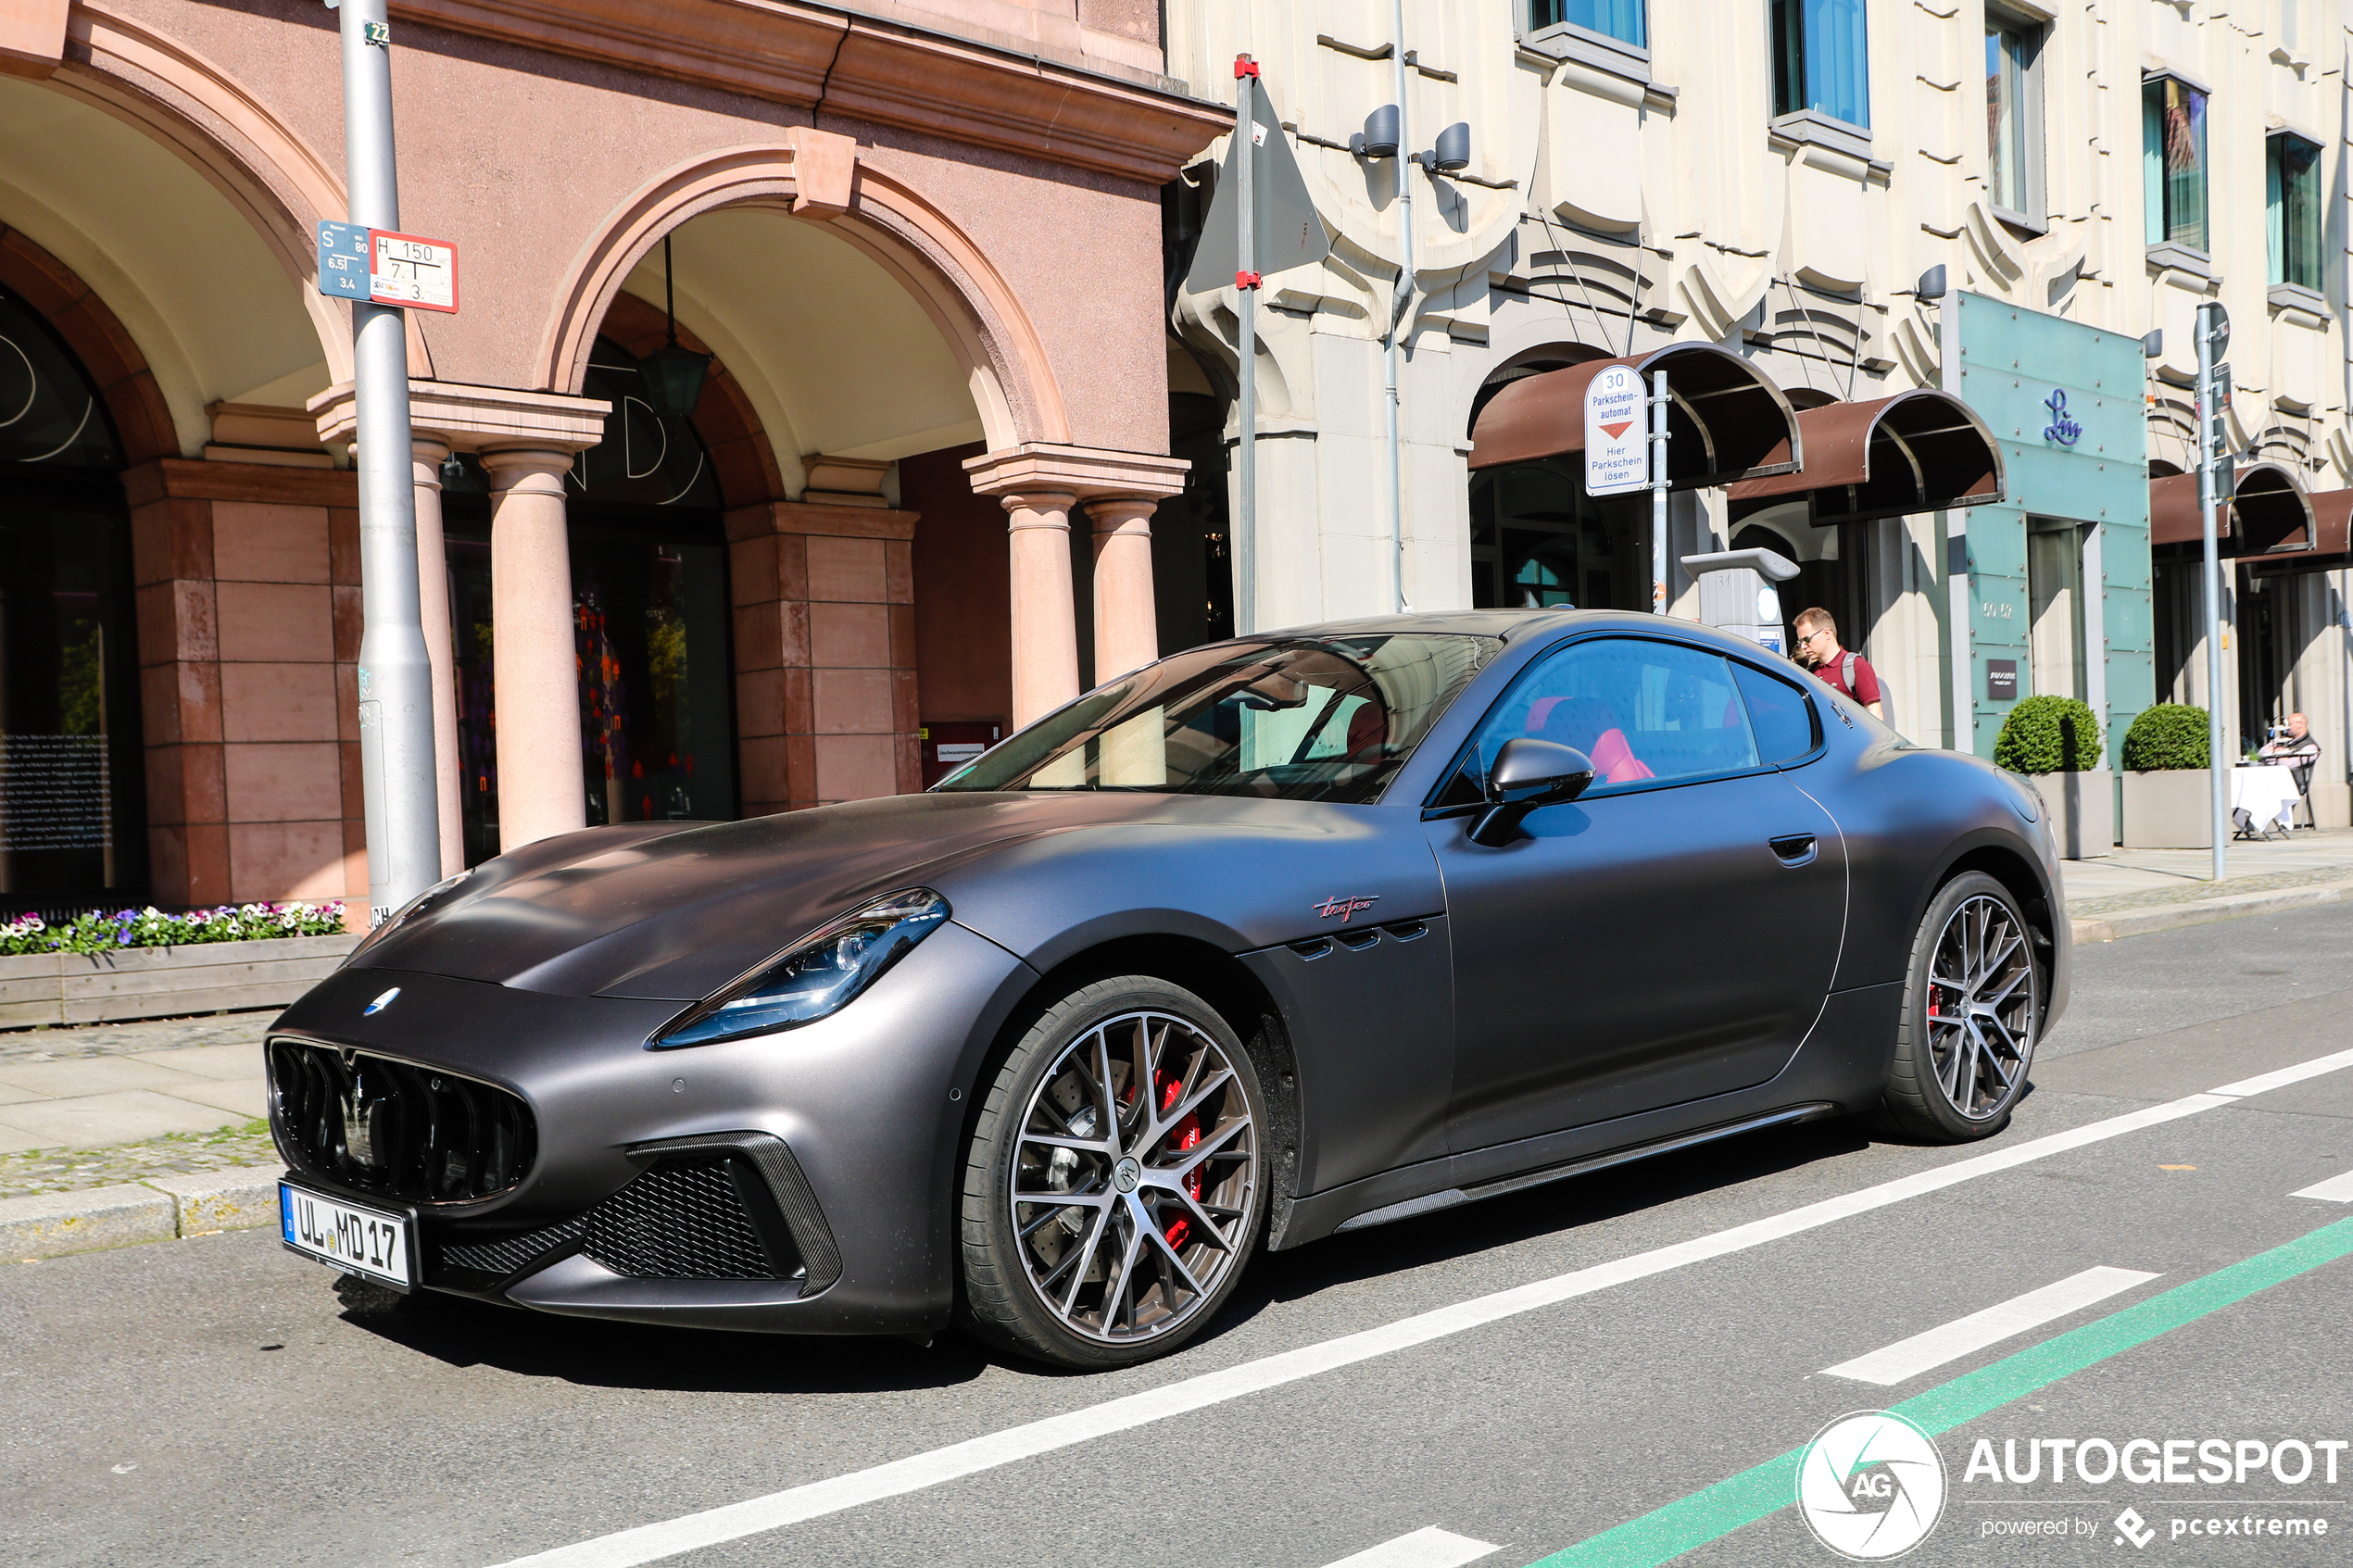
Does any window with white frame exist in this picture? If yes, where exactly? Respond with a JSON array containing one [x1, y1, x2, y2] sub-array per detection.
[[1984, 14, 2043, 220], [2142, 76, 2208, 253], [2268, 132, 2322, 292], [1528, 0, 1647, 50], [1771, 0, 1870, 131]]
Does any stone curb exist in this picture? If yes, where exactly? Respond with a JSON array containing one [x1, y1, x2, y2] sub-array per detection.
[[2070, 880, 2353, 945], [1, 1162, 285, 1261]]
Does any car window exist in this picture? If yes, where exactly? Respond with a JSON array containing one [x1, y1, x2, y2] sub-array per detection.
[[1730, 660, 1821, 764], [1443, 635, 1762, 802], [936, 633, 1495, 803]]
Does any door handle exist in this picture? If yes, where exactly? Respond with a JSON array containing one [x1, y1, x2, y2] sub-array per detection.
[[1768, 834, 1818, 865]]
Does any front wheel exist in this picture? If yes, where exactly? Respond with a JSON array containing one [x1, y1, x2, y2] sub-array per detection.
[[959, 976, 1265, 1369], [1875, 872, 2041, 1142]]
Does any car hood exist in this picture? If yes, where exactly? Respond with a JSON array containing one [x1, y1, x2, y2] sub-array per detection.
[[346, 793, 1238, 1000]]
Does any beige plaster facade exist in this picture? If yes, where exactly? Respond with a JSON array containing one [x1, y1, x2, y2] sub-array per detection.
[[1166, 1, 2353, 826]]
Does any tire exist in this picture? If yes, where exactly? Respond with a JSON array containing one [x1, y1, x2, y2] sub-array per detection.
[[960, 975, 1266, 1370], [1874, 872, 2042, 1142]]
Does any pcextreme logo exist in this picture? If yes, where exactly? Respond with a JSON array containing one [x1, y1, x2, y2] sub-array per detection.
[[1796, 1411, 1949, 1560]]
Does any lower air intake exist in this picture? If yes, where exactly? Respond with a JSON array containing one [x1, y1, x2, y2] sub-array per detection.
[[582, 1156, 792, 1280]]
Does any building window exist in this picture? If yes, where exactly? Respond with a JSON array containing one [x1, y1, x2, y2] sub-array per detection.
[[1985, 16, 2041, 218], [1771, 0, 1870, 131], [2143, 76, 2208, 253], [1529, 0, 1646, 49], [0, 286, 144, 909], [2268, 132, 2322, 291]]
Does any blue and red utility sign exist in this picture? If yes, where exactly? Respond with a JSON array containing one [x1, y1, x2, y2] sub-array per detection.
[[316, 220, 459, 313]]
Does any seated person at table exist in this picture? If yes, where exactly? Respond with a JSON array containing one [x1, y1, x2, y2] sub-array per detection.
[[2258, 711, 2322, 826], [2258, 711, 2321, 771]]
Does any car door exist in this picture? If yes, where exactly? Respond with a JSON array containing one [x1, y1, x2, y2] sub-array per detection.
[[1425, 633, 1846, 1153]]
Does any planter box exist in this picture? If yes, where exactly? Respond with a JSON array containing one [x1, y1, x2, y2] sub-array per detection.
[[2029, 768, 2114, 859], [0, 933, 359, 1029], [2122, 769, 2214, 849]]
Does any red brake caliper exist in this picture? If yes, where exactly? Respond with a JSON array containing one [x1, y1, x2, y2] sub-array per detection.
[[1156, 1071, 1202, 1250]]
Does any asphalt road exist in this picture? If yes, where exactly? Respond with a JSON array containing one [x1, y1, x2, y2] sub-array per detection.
[[8, 906, 2353, 1568]]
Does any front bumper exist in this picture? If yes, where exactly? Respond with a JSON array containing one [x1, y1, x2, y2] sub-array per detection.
[[268, 921, 1037, 1335]]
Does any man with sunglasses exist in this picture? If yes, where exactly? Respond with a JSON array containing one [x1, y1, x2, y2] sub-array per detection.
[[1793, 607, 1884, 721]]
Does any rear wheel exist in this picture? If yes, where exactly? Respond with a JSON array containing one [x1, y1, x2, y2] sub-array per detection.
[[1876, 872, 2040, 1142], [960, 976, 1265, 1369]]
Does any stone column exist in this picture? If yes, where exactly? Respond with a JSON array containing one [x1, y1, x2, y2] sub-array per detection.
[[1088, 496, 1160, 684], [409, 433, 464, 876], [964, 444, 1189, 731], [478, 445, 587, 848], [1000, 488, 1081, 726]]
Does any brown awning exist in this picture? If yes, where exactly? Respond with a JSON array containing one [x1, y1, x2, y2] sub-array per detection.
[[1467, 341, 1801, 488], [1725, 389, 2004, 526], [2247, 487, 2353, 577], [2149, 461, 2310, 551]]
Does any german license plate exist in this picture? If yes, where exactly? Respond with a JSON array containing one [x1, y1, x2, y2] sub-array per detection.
[[280, 1181, 416, 1290]]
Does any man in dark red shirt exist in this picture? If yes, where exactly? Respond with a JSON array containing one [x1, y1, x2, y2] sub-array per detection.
[[1793, 607, 1884, 721]]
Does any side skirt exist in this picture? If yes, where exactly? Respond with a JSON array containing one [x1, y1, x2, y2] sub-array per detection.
[[1331, 1103, 1840, 1236]]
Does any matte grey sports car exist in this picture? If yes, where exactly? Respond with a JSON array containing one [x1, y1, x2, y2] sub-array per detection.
[[268, 609, 2066, 1369]]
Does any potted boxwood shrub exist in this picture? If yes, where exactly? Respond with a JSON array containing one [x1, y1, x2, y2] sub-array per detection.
[[2120, 703, 2213, 849], [1994, 696, 2110, 859]]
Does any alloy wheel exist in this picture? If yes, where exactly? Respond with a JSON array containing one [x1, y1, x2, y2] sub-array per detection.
[[1008, 1010, 1257, 1345], [1924, 893, 2037, 1120]]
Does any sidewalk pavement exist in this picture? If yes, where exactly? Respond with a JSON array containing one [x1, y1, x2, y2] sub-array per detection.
[[9, 833, 2353, 1262], [0, 1011, 272, 1156]]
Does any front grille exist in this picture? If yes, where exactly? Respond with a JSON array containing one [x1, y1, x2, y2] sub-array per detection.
[[583, 1157, 787, 1280], [271, 1038, 536, 1204]]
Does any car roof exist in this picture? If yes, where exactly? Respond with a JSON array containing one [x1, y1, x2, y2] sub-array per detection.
[[1252, 608, 1712, 643]]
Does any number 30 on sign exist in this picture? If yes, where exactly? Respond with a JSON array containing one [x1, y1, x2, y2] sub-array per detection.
[[315, 220, 459, 314]]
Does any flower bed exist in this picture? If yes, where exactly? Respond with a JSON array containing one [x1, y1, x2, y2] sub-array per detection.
[[1, 902, 347, 957]]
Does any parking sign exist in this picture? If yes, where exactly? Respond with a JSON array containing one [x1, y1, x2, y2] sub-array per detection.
[[1585, 365, 1647, 495]]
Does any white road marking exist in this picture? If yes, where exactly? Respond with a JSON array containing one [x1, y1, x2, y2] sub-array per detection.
[[2289, 1167, 2353, 1202], [1318, 1525, 1501, 1567], [2211, 1044, 2353, 1098], [1820, 1265, 2160, 1385], [493, 1044, 2352, 1568]]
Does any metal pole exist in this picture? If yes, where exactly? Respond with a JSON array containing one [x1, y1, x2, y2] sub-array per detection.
[[340, 0, 440, 923], [1939, 293, 1970, 752], [1234, 62, 1258, 635], [1648, 370, 1669, 612], [2196, 310, 2226, 881], [1382, 0, 1414, 615]]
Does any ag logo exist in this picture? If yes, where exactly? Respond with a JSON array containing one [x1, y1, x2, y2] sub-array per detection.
[[1795, 1411, 1946, 1560]]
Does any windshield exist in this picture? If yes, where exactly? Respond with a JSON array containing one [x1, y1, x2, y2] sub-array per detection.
[[936, 634, 1496, 803]]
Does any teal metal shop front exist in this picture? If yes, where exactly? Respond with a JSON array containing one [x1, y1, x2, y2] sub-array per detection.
[[1950, 293, 2153, 760]]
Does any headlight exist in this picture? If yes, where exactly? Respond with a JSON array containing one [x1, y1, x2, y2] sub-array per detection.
[[650, 888, 949, 1049], [343, 869, 472, 964]]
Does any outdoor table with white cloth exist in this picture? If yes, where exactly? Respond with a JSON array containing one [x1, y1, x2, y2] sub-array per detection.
[[2232, 761, 2303, 834]]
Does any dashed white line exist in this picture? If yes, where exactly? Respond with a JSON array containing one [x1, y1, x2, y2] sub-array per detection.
[[2290, 1167, 2353, 1202], [491, 1044, 2352, 1568], [1820, 1265, 2160, 1385], [1317, 1525, 1501, 1568]]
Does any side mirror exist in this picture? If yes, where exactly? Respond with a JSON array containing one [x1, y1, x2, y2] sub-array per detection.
[[1467, 738, 1594, 847]]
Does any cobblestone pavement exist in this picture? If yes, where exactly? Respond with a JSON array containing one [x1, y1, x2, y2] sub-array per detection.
[[0, 1010, 273, 1066], [0, 1118, 277, 1198], [2064, 863, 2353, 917]]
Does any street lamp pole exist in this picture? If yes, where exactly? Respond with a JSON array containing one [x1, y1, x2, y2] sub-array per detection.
[[336, 0, 441, 924]]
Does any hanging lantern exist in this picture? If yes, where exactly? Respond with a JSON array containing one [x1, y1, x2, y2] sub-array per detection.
[[640, 343, 711, 418], [642, 234, 711, 418]]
